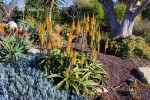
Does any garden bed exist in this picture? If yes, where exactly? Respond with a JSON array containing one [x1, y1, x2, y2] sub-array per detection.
[[66, 43, 150, 100]]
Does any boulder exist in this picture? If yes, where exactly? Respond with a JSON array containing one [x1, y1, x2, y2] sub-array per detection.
[[7, 21, 17, 29], [27, 48, 41, 56], [136, 67, 150, 84]]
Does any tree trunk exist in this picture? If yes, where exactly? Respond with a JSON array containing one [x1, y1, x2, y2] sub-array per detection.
[[118, 13, 135, 37], [98, 0, 150, 38]]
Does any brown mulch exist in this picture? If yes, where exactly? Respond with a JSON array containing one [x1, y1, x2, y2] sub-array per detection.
[[98, 53, 150, 100], [69, 43, 150, 100]]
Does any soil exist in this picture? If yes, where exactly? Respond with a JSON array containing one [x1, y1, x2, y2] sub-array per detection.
[[67, 43, 150, 100]]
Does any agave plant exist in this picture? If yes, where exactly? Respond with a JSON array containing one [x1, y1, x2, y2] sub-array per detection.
[[0, 35, 33, 63]]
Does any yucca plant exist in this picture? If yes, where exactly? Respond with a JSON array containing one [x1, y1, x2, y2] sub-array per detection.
[[0, 35, 33, 63]]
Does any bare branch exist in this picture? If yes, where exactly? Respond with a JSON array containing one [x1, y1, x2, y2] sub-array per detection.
[[0, 0, 20, 18], [133, 0, 150, 16]]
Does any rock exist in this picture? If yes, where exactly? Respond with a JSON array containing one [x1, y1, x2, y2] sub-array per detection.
[[7, 21, 17, 29], [27, 48, 41, 56], [96, 87, 108, 94], [136, 67, 150, 84]]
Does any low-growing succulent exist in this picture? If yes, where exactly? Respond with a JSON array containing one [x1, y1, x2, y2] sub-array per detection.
[[0, 56, 86, 100], [0, 35, 33, 63]]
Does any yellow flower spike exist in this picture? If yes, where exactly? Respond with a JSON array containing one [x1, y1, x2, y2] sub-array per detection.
[[76, 19, 81, 34], [66, 42, 71, 53], [46, 15, 52, 34], [40, 36, 45, 46], [97, 27, 101, 41], [85, 20, 89, 32], [0, 24, 5, 35], [68, 30, 73, 43], [80, 51, 85, 65], [66, 68, 69, 78], [31, 17, 35, 26], [38, 23, 45, 46], [87, 13, 90, 23], [91, 13, 95, 25], [49, 21, 52, 34], [71, 18, 75, 31], [83, 13, 86, 25], [91, 28, 95, 41], [72, 50, 77, 65], [70, 48, 73, 58], [105, 37, 109, 53], [46, 16, 49, 26], [91, 49, 97, 58]]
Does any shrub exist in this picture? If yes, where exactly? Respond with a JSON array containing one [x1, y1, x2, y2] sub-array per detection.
[[133, 19, 150, 46], [0, 56, 86, 100], [38, 49, 108, 96], [142, 7, 150, 19], [114, 3, 126, 23], [109, 35, 150, 59], [0, 35, 33, 63]]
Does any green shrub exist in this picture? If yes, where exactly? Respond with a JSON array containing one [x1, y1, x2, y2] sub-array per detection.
[[38, 49, 108, 96], [0, 56, 85, 100], [133, 19, 150, 46], [114, 3, 126, 23], [142, 7, 150, 19], [0, 35, 33, 63], [109, 35, 150, 59]]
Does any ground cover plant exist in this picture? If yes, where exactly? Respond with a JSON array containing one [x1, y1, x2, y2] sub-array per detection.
[[0, 56, 85, 100]]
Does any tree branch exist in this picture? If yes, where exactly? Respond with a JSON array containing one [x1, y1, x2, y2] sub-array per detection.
[[126, 0, 133, 10], [133, 0, 150, 16]]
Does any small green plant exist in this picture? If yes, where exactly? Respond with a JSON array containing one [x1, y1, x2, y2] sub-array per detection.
[[0, 35, 33, 63], [109, 35, 150, 59], [133, 19, 150, 46]]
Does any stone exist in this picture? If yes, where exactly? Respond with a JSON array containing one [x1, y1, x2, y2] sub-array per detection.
[[136, 67, 150, 84], [27, 48, 41, 56], [7, 21, 17, 29], [96, 87, 108, 94]]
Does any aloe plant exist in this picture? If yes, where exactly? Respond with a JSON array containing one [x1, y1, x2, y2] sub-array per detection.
[[38, 49, 108, 96]]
